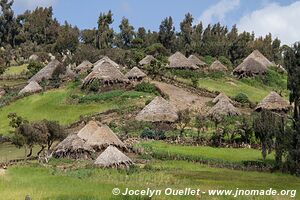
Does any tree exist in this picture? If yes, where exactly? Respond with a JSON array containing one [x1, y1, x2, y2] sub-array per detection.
[[195, 113, 207, 139], [80, 28, 97, 45], [117, 17, 134, 48], [54, 21, 79, 53], [43, 120, 66, 150], [27, 60, 44, 77], [284, 43, 300, 175], [178, 13, 194, 56], [177, 109, 192, 136], [158, 16, 175, 51], [96, 10, 114, 49], [191, 22, 203, 54]]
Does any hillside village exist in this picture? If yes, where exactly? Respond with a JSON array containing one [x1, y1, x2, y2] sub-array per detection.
[[0, 1, 300, 199]]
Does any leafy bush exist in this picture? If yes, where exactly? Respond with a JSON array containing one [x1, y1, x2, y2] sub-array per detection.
[[202, 55, 216, 65], [234, 93, 250, 103], [145, 43, 168, 56], [27, 60, 44, 77], [134, 82, 158, 94], [87, 80, 102, 92], [140, 128, 166, 140], [218, 56, 233, 69]]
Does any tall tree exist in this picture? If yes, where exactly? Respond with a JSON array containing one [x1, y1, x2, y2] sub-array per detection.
[[54, 21, 79, 53], [191, 22, 203, 54], [0, 0, 17, 47], [80, 28, 97, 45], [96, 10, 114, 49], [178, 13, 194, 56], [118, 17, 134, 48], [158, 16, 175, 51]]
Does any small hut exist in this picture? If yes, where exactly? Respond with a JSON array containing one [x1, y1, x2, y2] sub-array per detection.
[[53, 134, 95, 159], [29, 59, 61, 83], [136, 96, 178, 122], [233, 58, 268, 77], [19, 81, 42, 95], [255, 91, 291, 113], [167, 52, 199, 70], [209, 60, 227, 72], [94, 146, 133, 168], [245, 50, 273, 67], [75, 60, 93, 73], [139, 55, 156, 66], [212, 93, 233, 104], [208, 99, 241, 120], [61, 66, 76, 81], [83, 61, 129, 86], [125, 67, 147, 81], [188, 55, 206, 67], [94, 56, 120, 70], [77, 121, 126, 150]]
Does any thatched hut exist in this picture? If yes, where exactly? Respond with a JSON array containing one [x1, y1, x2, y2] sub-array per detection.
[[125, 67, 147, 81], [75, 60, 93, 73], [29, 59, 61, 83], [255, 92, 291, 113], [245, 50, 273, 67], [167, 52, 199, 70], [209, 60, 227, 72], [139, 55, 156, 66], [53, 134, 95, 159], [94, 146, 133, 168], [208, 99, 241, 120], [19, 81, 42, 95], [136, 96, 178, 122], [233, 58, 268, 77], [61, 66, 76, 81], [77, 121, 126, 150], [94, 56, 120, 70], [188, 55, 206, 67], [83, 61, 129, 85], [212, 93, 232, 104]]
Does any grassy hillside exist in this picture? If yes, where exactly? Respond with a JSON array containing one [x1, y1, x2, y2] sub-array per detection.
[[3, 64, 28, 76], [0, 160, 298, 200], [0, 86, 153, 136]]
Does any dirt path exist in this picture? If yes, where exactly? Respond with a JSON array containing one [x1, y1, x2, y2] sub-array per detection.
[[152, 81, 212, 112]]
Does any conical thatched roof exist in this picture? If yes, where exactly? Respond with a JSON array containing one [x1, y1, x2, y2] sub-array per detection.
[[212, 93, 232, 104], [83, 61, 129, 85], [167, 52, 199, 70], [209, 60, 227, 72], [94, 146, 133, 168], [29, 59, 60, 83], [136, 96, 178, 122], [62, 66, 76, 80], [19, 81, 42, 95], [139, 55, 156, 66], [77, 121, 126, 150], [208, 99, 241, 120], [255, 92, 291, 112], [94, 56, 120, 70], [125, 67, 147, 79], [233, 58, 268, 76], [75, 60, 93, 73], [188, 55, 206, 67], [245, 50, 273, 67], [53, 134, 95, 159]]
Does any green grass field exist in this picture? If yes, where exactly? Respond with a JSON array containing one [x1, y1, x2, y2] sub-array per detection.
[[138, 141, 274, 165], [0, 143, 40, 162], [0, 160, 298, 200], [3, 64, 28, 76], [0, 86, 153, 136]]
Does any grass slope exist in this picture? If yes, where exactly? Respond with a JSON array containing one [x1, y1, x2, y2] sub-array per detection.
[[3, 64, 28, 76], [0, 160, 298, 200], [139, 141, 274, 164]]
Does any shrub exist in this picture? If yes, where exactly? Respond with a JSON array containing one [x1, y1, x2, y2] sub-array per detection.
[[140, 128, 166, 140], [202, 55, 216, 65], [134, 82, 158, 94], [218, 56, 233, 69], [87, 80, 102, 92], [234, 93, 250, 103], [27, 60, 44, 77]]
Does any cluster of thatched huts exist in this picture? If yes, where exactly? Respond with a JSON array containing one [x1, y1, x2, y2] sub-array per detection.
[[53, 121, 133, 168]]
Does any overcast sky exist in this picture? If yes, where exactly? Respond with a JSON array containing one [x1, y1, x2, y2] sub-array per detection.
[[12, 0, 300, 45]]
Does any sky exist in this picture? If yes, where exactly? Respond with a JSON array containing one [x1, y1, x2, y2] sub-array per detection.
[[11, 0, 300, 45]]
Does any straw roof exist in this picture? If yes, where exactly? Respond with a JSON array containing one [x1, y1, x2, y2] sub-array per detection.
[[94, 146, 133, 168], [209, 60, 227, 72], [29, 54, 38, 61], [139, 55, 156, 66], [77, 121, 126, 150], [233, 58, 268, 76], [62, 66, 76, 80], [83, 61, 129, 85], [75, 60, 93, 73], [125, 67, 147, 79], [167, 52, 199, 70], [255, 91, 291, 112], [208, 99, 241, 120], [188, 55, 206, 67], [19, 81, 42, 95], [94, 56, 120, 70], [29, 59, 61, 83], [136, 96, 178, 122], [212, 93, 233, 104], [245, 50, 273, 67], [53, 134, 95, 159]]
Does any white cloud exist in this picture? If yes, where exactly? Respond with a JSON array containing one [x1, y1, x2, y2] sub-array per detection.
[[198, 0, 240, 26], [13, 0, 56, 10], [237, 1, 300, 45]]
